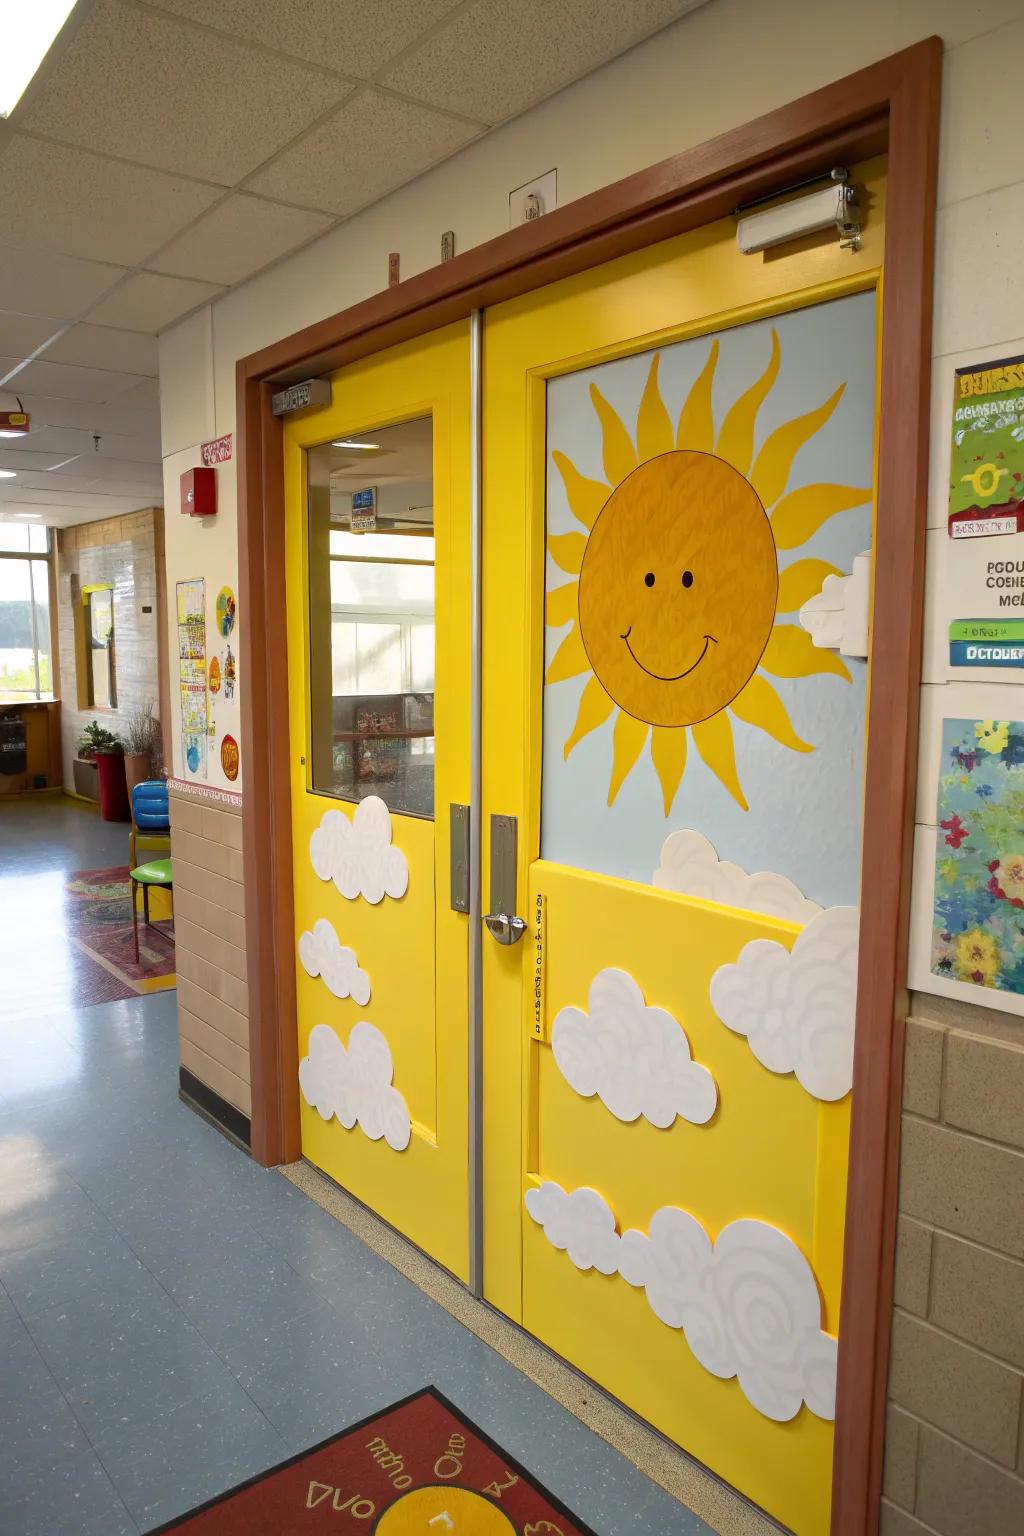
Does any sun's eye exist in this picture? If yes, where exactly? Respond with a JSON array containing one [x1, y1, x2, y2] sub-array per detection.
[[681, 570, 694, 588], [644, 571, 655, 587]]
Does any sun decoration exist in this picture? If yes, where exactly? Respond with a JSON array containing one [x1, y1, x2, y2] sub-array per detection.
[[546, 330, 871, 814]]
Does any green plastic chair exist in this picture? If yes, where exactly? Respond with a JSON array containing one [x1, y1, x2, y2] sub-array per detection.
[[130, 856, 174, 963]]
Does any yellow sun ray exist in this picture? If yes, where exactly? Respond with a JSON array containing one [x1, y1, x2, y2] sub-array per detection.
[[552, 449, 611, 531], [691, 713, 748, 810], [731, 673, 813, 753], [590, 384, 637, 487], [547, 531, 587, 574], [676, 339, 718, 452], [775, 557, 843, 614], [761, 624, 852, 682], [750, 384, 845, 509], [546, 582, 578, 628], [564, 675, 615, 759], [546, 624, 590, 684], [651, 727, 688, 816], [636, 354, 674, 462], [608, 712, 649, 805], [771, 483, 872, 551], [715, 328, 780, 477]]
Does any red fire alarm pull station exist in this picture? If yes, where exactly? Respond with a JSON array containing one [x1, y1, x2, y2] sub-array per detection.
[[180, 466, 216, 517]]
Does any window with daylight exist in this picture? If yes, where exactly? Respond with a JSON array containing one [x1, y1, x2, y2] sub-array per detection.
[[0, 524, 53, 702]]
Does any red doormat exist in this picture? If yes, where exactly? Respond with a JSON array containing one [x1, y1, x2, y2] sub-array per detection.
[[66, 866, 175, 997], [149, 1388, 597, 1535]]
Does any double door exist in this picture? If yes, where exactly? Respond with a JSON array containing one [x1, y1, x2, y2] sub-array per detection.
[[283, 160, 885, 1536]]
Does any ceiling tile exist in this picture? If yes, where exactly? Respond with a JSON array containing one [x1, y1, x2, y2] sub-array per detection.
[[149, 0, 465, 78], [17, 0, 352, 185], [41, 324, 159, 376], [382, 0, 704, 124], [0, 136, 220, 268], [246, 88, 478, 216], [0, 311, 63, 358], [3, 357, 149, 404], [0, 448, 80, 473], [0, 487, 147, 510], [85, 273, 225, 334], [0, 243, 126, 319], [150, 194, 332, 286], [20, 423, 161, 463]]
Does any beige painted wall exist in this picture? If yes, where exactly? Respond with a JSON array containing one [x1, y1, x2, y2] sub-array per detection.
[[157, 2, 1024, 1526]]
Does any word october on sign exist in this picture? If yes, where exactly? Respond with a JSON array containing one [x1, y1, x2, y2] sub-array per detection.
[[949, 617, 1024, 668]]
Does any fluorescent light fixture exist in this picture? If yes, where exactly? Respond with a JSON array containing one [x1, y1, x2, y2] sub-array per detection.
[[332, 440, 382, 450], [736, 177, 860, 255], [0, 470, 16, 479], [0, 0, 78, 118]]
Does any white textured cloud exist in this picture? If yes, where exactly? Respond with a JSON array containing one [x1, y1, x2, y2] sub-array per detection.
[[551, 968, 716, 1129], [653, 830, 821, 925], [298, 1022, 411, 1151], [309, 795, 408, 904], [525, 1185, 835, 1422], [523, 1181, 621, 1275], [798, 549, 870, 659], [709, 905, 859, 1101], [618, 1208, 836, 1422], [298, 919, 370, 1006]]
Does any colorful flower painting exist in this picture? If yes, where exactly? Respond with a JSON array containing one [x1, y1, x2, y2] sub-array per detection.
[[931, 719, 1024, 993]]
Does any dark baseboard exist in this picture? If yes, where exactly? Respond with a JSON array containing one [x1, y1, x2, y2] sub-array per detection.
[[179, 1067, 251, 1151]]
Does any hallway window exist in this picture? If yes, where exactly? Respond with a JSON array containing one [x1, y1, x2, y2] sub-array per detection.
[[0, 524, 53, 702], [307, 418, 435, 819]]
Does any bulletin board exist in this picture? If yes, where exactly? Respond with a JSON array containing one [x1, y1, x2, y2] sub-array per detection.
[[176, 577, 208, 779]]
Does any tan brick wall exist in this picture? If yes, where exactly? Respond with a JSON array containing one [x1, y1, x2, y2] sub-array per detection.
[[882, 994, 1024, 1535], [169, 782, 250, 1118]]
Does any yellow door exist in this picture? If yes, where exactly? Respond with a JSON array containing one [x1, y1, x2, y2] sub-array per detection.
[[284, 322, 473, 1281], [481, 164, 885, 1534]]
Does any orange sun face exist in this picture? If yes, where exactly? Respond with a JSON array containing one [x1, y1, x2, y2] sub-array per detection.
[[577, 451, 778, 728]]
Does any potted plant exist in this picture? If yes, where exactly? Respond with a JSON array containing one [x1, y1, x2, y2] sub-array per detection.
[[76, 721, 129, 821], [121, 703, 159, 794]]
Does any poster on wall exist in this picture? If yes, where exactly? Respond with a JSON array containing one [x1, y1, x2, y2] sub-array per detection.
[[930, 718, 1024, 996], [948, 355, 1024, 538], [176, 577, 208, 779]]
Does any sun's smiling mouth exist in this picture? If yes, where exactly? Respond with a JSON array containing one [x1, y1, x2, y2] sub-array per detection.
[[620, 627, 717, 682]]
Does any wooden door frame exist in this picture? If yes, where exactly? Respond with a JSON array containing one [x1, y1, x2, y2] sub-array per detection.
[[237, 40, 940, 1536]]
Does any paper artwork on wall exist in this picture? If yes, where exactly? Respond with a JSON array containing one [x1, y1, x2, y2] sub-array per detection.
[[525, 1181, 836, 1422], [309, 795, 409, 903], [298, 918, 370, 1006], [798, 550, 871, 659], [220, 734, 239, 782], [176, 578, 208, 779], [653, 829, 822, 925], [298, 1021, 410, 1151], [709, 905, 859, 1101], [930, 719, 1024, 995], [216, 585, 237, 637], [551, 967, 717, 1128]]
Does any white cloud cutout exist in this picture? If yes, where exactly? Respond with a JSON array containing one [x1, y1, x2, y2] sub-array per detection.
[[523, 1182, 621, 1275], [298, 919, 370, 1006], [709, 905, 859, 1101], [551, 968, 717, 1128], [525, 1183, 836, 1423], [309, 795, 408, 904], [298, 1022, 411, 1151], [798, 549, 871, 659], [653, 830, 822, 925]]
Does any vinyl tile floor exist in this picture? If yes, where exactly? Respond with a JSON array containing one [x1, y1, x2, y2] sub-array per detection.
[[0, 812, 713, 1535]]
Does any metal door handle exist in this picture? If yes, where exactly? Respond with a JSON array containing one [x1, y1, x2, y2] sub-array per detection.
[[484, 912, 527, 945]]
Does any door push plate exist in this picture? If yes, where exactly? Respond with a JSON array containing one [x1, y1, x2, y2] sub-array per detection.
[[484, 814, 526, 944], [449, 803, 470, 913]]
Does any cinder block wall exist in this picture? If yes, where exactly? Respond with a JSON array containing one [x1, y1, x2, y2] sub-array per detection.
[[168, 781, 250, 1126], [882, 993, 1024, 1535]]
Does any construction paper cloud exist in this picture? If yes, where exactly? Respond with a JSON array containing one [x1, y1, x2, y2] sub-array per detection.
[[798, 549, 871, 659], [653, 830, 821, 925], [709, 905, 859, 1101], [298, 919, 370, 1006], [309, 795, 408, 904], [618, 1208, 836, 1422], [525, 1183, 836, 1422], [523, 1181, 621, 1275], [298, 1022, 411, 1151], [551, 968, 717, 1128]]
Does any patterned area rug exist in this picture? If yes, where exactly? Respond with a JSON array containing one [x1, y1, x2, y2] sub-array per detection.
[[149, 1388, 596, 1534], [67, 866, 175, 996]]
